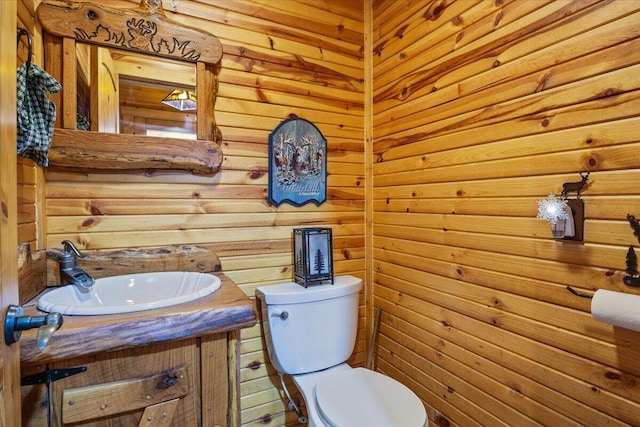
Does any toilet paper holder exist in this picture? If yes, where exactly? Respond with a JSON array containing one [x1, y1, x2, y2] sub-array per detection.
[[566, 286, 594, 299], [562, 212, 640, 299]]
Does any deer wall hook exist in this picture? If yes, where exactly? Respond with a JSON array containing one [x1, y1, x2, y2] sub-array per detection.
[[561, 172, 590, 198], [537, 172, 590, 242]]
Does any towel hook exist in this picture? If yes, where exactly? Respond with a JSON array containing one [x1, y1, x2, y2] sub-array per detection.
[[16, 28, 32, 76]]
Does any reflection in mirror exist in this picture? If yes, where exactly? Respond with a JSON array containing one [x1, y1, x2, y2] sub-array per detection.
[[76, 44, 196, 138], [37, 0, 224, 173]]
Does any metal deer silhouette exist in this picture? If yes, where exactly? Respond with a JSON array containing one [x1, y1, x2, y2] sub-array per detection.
[[561, 172, 590, 198]]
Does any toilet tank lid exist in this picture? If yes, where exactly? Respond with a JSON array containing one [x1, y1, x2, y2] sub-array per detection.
[[256, 275, 362, 305]]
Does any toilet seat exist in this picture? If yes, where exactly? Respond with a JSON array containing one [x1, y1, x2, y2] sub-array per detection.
[[315, 367, 426, 427]]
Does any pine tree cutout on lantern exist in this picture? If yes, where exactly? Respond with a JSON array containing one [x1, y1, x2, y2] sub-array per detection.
[[293, 227, 334, 287]]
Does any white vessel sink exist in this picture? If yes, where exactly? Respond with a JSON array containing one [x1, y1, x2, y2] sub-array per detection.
[[37, 271, 221, 315]]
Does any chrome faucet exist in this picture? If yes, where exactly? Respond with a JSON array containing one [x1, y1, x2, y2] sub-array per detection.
[[58, 240, 95, 288]]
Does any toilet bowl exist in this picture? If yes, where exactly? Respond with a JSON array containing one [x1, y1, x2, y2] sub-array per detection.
[[293, 364, 427, 427], [256, 276, 427, 427]]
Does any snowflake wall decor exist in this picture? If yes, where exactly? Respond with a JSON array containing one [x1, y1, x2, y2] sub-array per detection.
[[536, 193, 569, 225]]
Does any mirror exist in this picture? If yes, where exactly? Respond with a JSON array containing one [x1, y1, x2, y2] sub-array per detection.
[[76, 44, 197, 138], [36, 0, 223, 174]]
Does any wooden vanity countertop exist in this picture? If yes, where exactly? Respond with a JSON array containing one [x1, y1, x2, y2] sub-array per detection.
[[19, 273, 257, 365]]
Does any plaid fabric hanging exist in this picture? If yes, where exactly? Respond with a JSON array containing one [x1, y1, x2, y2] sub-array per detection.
[[76, 113, 91, 131], [16, 62, 62, 166]]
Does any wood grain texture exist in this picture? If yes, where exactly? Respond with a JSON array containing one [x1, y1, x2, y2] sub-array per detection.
[[17, 242, 46, 304], [61, 367, 188, 423], [372, 1, 640, 426], [24, 1, 362, 425], [36, 0, 223, 64], [50, 339, 199, 427], [201, 333, 231, 427], [39, 0, 225, 170], [1, 2, 21, 427], [138, 399, 180, 427], [18, 0, 640, 425], [48, 129, 223, 175], [16, 8, 39, 249], [44, 244, 222, 285], [20, 272, 256, 365]]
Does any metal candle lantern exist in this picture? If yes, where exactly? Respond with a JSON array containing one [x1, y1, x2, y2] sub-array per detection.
[[293, 227, 334, 287]]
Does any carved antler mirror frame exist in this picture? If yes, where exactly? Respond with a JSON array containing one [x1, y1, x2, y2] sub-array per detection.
[[36, 0, 223, 174]]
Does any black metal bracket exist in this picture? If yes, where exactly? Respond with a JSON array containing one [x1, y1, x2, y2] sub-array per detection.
[[16, 28, 32, 76], [566, 286, 594, 299], [21, 366, 87, 386]]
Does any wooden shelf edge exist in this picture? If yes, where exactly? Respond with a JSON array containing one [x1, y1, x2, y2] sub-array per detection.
[[48, 129, 222, 175]]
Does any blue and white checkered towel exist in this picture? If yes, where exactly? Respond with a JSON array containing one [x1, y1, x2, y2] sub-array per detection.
[[16, 62, 62, 166]]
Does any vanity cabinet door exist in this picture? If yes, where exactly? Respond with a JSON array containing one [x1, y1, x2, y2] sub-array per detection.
[[48, 338, 199, 427]]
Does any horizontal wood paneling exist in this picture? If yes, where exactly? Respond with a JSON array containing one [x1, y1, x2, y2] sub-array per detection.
[[37, 1, 365, 426], [16, 0, 40, 252], [21, 1, 640, 426], [373, 0, 640, 426]]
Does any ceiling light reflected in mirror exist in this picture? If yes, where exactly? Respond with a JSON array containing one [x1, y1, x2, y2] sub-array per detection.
[[162, 88, 197, 111]]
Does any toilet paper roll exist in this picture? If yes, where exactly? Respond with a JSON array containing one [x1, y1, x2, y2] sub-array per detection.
[[591, 289, 640, 332]]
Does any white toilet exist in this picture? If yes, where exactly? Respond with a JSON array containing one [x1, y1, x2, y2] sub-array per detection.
[[256, 275, 427, 427]]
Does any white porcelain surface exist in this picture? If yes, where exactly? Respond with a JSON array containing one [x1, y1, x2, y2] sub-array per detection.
[[292, 364, 427, 427], [256, 275, 362, 374], [292, 364, 351, 427], [256, 275, 362, 305], [37, 271, 221, 315], [258, 275, 426, 427], [315, 367, 427, 427]]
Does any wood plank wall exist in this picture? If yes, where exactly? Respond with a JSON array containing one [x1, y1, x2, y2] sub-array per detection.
[[21, 0, 640, 426], [372, 1, 640, 426], [17, 0, 41, 251], [18, 158, 37, 248], [25, 1, 365, 426]]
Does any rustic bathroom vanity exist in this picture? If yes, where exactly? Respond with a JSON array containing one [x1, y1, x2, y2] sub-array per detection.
[[18, 245, 256, 427]]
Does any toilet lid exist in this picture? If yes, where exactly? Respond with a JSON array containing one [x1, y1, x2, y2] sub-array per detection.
[[315, 367, 426, 427]]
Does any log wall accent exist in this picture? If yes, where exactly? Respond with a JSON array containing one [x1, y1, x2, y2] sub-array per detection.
[[34, 1, 366, 426], [372, 1, 640, 426]]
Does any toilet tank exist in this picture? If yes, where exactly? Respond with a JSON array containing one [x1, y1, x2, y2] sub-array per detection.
[[256, 275, 362, 375]]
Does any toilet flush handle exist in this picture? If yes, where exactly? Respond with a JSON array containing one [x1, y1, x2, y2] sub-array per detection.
[[271, 309, 289, 320]]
